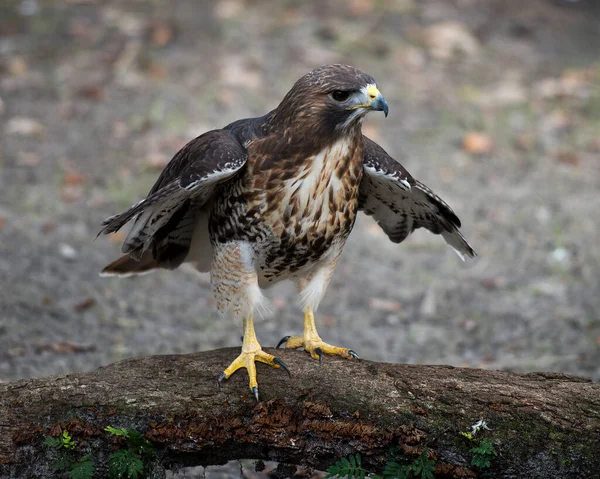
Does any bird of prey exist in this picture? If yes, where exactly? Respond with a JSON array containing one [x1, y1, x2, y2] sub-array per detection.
[[99, 64, 476, 400]]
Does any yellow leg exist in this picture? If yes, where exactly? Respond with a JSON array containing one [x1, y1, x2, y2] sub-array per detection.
[[277, 306, 359, 362], [217, 315, 290, 401]]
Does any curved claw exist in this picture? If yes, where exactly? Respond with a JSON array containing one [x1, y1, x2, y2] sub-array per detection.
[[315, 347, 323, 365], [217, 371, 226, 390], [276, 335, 291, 349], [274, 357, 291, 377], [252, 386, 259, 402], [348, 349, 360, 360]]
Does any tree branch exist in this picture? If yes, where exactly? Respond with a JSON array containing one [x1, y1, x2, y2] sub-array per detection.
[[1, 348, 599, 478]]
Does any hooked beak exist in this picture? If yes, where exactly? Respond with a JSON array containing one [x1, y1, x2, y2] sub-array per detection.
[[346, 84, 389, 117], [370, 93, 389, 117], [366, 85, 388, 117]]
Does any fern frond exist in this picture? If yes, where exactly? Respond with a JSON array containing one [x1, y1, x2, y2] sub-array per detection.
[[326, 454, 367, 479]]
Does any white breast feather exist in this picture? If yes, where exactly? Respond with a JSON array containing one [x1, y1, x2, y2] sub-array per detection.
[[284, 138, 350, 221]]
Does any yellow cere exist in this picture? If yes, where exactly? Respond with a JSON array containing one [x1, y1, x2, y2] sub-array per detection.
[[345, 84, 381, 110], [366, 84, 380, 101]]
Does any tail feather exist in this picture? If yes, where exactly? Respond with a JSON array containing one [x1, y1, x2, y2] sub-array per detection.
[[98, 182, 179, 236], [442, 227, 477, 261], [100, 250, 159, 277]]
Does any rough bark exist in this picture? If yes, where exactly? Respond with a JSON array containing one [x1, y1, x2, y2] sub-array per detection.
[[1, 348, 599, 478]]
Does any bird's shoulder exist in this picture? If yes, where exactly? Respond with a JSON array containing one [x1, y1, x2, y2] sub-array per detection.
[[224, 109, 276, 147], [145, 128, 247, 196]]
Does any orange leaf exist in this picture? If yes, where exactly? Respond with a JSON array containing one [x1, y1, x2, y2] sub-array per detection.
[[64, 171, 86, 185], [462, 132, 493, 155], [151, 22, 174, 47]]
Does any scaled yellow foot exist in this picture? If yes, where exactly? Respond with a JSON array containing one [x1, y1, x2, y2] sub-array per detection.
[[276, 307, 359, 363], [218, 316, 289, 401]]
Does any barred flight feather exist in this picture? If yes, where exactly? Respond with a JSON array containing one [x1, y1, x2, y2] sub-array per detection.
[[359, 136, 476, 260]]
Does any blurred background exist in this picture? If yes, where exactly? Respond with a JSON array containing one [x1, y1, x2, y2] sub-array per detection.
[[1, 0, 599, 475]]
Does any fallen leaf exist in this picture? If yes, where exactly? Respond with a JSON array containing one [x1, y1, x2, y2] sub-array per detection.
[[73, 297, 96, 313], [349, 0, 375, 16], [147, 61, 167, 80], [42, 296, 53, 306], [462, 132, 493, 155], [78, 84, 105, 101], [36, 341, 96, 354], [480, 277, 505, 290], [62, 185, 83, 202], [150, 22, 174, 47], [369, 297, 403, 313], [64, 171, 86, 185], [0, 217, 5, 231], [6, 117, 45, 136], [41, 222, 56, 233], [556, 151, 580, 167], [424, 22, 479, 60], [281, 7, 300, 26], [7, 56, 27, 76]]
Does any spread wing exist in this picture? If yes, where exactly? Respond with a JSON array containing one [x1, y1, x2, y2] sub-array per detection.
[[99, 129, 248, 260], [359, 136, 476, 260]]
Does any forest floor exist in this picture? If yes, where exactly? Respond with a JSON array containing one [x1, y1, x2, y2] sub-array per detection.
[[1, 0, 600, 476]]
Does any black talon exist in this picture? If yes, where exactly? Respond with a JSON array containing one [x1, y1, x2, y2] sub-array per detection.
[[349, 350, 360, 360], [276, 335, 291, 349], [274, 357, 291, 377], [252, 386, 259, 402], [315, 347, 323, 365], [217, 371, 226, 390]]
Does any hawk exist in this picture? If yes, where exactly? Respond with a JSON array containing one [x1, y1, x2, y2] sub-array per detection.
[[99, 65, 475, 400]]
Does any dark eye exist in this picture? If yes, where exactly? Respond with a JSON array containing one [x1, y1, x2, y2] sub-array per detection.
[[332, 90, 350, 102]]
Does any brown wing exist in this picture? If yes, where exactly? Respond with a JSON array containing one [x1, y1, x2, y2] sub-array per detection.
[[359, 136, 476, 259], [99, 129, 248, 261]]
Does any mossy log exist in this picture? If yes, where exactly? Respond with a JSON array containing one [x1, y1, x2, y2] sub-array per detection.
[[1, 348, 599, 478]]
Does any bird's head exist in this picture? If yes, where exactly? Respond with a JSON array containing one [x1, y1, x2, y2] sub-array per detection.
[[275, 64, 388, 135]]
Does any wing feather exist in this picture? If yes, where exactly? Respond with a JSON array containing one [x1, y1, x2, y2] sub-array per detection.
[[98, 129, 247, 259], [360, 136, 476, 259]]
